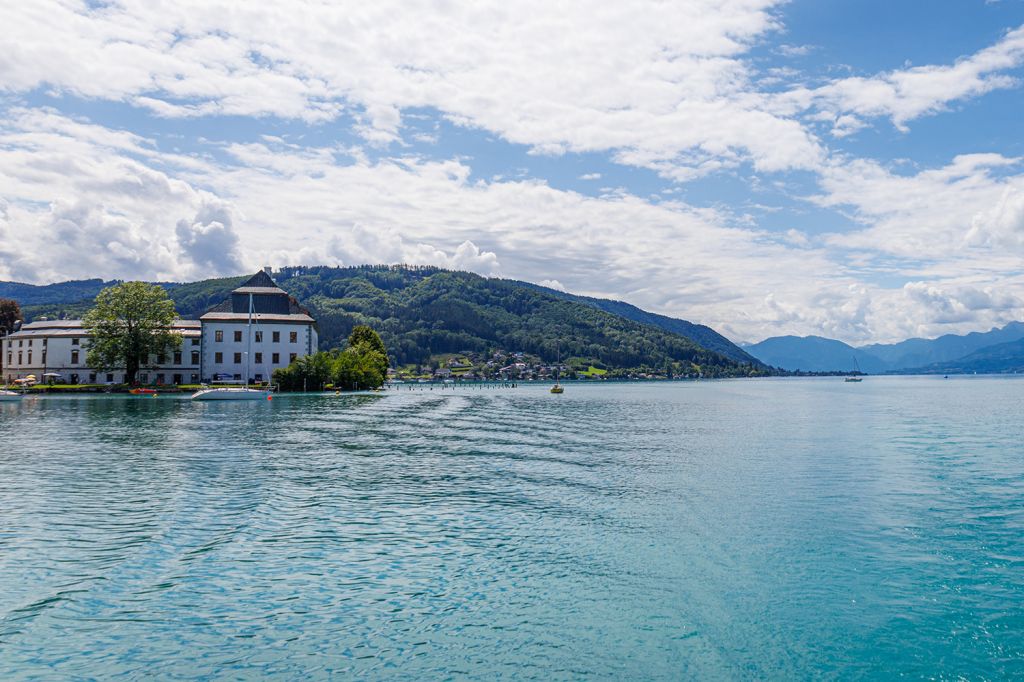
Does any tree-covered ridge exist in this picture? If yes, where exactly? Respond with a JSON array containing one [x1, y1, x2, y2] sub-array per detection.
[[12, 265, 771, 377], [268, 265, 763, 376]]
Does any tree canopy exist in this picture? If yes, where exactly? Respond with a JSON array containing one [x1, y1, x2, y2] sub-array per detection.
[[0, 298, 22, 335], [274, 325, 389, 391], [83, 282, 181, 385]]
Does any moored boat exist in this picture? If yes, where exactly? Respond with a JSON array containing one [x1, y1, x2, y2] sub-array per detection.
[[191, 291, 273, 402], [191, 387, 271, 401], [0, 389, 23, 401], [550, 341, 565, 394], [844, 356, 864, 382]]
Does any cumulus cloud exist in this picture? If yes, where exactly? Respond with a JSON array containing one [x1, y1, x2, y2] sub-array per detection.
[[175, 198, 245, 276], [814, 154, 1024, 260], [0, 107, 243, 282], [966, 186, 1024, 250], [539, 279, 567, 292]]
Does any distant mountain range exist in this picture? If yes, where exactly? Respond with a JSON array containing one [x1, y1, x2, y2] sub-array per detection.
[[0, 267, 767, 377], [739, 336, 889, 373], [743, 321, 1024, 374]]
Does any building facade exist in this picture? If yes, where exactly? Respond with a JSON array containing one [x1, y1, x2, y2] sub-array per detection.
[[1, 271, 319, 387], [199, 270, 318, 384], [2, 320, 201, 385]]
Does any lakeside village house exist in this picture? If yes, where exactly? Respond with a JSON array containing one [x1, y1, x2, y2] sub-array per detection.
[[1, 270, 318, 386]]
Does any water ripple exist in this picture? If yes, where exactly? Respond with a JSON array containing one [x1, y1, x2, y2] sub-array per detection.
[[2, 379, 1024, 678]]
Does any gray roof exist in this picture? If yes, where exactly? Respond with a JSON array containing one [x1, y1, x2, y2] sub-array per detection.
[[200, 312, 315, 324], [4, 319, 201, 339], [232, 286, 287, 295], [234, 271, 285, 294], [201, 271, 315, 323]]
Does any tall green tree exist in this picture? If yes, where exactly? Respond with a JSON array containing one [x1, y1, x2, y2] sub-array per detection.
[[273, 326, 390, 392], [0, 298, 22, 335], [83, 282, 181, 385], [346, 324, 389, 379]]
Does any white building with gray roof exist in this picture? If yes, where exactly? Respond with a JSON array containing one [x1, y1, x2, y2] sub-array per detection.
[[199, 270, 318, 384], [1, 270, 318, 387]]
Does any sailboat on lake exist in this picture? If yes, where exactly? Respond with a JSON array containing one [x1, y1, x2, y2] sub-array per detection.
[[550, 341, 565, 394], [844, 356, 864, 383], [192, 292, 272, 401]]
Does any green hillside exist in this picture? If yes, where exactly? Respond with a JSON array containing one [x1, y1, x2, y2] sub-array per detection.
[[15, 265, 771, 377]]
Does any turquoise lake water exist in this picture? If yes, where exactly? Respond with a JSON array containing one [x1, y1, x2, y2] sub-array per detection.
[[2, 377, 1023, 679]]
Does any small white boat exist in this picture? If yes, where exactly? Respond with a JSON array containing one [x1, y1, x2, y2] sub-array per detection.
[[844, 356, 864, 382], [0, 389, 23, 401], [191, 292, 273, 402], [191, 387, 271, 401]]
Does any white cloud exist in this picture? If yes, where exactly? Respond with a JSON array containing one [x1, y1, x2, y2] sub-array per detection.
[[2, 5, 1024, 346], [0, 107, 249, 282], [782, 24, 1024, 132], [0, 0, 828, 178], [814, 154, 1024, 261], [966, 186, 1024, 249], [174, 198, 245, 277]]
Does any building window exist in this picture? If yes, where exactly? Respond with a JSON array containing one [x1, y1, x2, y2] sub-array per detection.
[[140, 373, 149, 383], [156, 374, 165, 384], [215, 330, 223, 342], [272, 331, 280, 343], [28, 339, 33, 347], [289, 353, 297, 362], [289, 331, 298, 343], [89, 373, 96, 383], [215, 352, 223, 363], [255, 331, 263, 343], [234, 330, 243, 343], [174, 352, 182, 365], [18, 340, 23, 347], [27, 352, 32, 364], [41, 351, 46, 364], [191, 373, 199, 383], [106, 373, 114, 383], [254, 352, 263, 364], [18, 352, 23, 364], [72, 338, 79, 346], [6, 353, 10, 366], [191, 351, 199, 365], [72, 350, 79, 364], [157, 354, 166, 364], [191, 338, 200, 346], [173, 374, 182, 385], [233, 352, 242, 364], [272, 352, 280, 364]]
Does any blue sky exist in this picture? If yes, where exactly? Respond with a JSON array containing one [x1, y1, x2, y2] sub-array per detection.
[[2, 0, 1024, 344]]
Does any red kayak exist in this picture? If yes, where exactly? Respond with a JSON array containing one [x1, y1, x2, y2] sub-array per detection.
[[129, 388, 158, 395]]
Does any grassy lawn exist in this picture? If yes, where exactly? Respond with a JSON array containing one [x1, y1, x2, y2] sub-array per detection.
[[578, 366, 608, 377]]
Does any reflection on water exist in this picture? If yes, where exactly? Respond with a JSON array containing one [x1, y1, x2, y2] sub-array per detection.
[[2, 378, 1024, 679]]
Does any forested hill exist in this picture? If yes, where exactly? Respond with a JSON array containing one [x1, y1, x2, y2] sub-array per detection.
[[9, 265, 769, 377], [516, 283, 757, 364]]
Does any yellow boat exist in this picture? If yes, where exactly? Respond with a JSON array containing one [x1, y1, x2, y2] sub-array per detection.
[[550, 341, 565, 393]]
